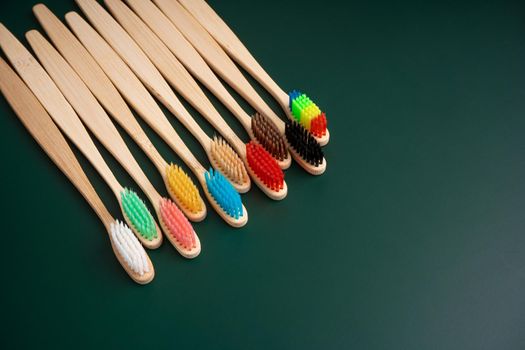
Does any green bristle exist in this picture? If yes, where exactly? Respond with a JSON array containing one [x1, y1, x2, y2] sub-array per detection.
[[121, 188, 157, 240], [291, 97, 302, 122], [291, 94, 321, 130]]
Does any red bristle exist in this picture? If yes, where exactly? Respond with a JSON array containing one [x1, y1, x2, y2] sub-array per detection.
[[246, 142, 284, 191], [311, 113, 327, 137], [160, 198, 195, 249]]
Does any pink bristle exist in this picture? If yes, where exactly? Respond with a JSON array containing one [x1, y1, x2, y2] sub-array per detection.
[[160, 198, 195, 249]]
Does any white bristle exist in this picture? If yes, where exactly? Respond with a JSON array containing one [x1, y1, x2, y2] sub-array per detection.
[[110, 220, 150, 276]]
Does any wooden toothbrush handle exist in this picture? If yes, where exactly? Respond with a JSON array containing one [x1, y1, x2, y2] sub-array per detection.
[[0, 23, 122, 194], [178, 0, 288, 106], [33, 4, 166, 174], [76, 0, 210, 148], [26, 30, 160, 203], [153, 0, 285, 130], [125, 0, 251, 129], [106, 0, 244, 151], [0, 57, 114, 228], [65, 11, 206, 175]]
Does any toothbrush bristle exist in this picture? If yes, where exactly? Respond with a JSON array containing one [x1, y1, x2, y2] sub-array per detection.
[[159, 198, 196, 249], [251, 112, 287, 161], [110, 220, 149, 276], [289, 90, 327, 137], [285, 119, 324, 166], [166, 163, 203, 213], [246, 141, 284, 191], [310, 112, 327, 138], [210, 135, 249, 186], [121, 188, 158, 240], [205, 168, 243, 219]]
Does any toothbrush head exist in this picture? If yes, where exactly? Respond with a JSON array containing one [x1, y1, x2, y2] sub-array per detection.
[[289, 90, 327, 138], [165, 163, 206, 221], [159, 197, 200, 258], [246, 141, 284, 193], [209, 135, 249, 191], [204, 168, 243, 220], [110, 220, 151, 279], [120, 188, 158, 242], [285, 119, 324, 167], [251, 112, 287, 162]]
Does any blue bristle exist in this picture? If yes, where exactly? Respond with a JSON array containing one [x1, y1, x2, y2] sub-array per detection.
[[288, 90, 301, 110], [205, 168, 243, 219]]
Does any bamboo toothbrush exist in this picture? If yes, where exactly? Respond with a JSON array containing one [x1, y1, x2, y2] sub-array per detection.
[[149, 0, 326, 176], [104, 0, 286, 200], [0, 23, 162, 249], [120, 0, 291, 171], [33, 4, 206, 223], [0, 57, 154, 284], [65, 11, 248, 227], [26, 30, 201, 258], [76, 0, 250, 194], [178, 0, 329, 145]]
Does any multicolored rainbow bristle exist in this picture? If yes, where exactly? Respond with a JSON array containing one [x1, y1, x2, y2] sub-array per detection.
[[285, 119, 324, 166], [110, 220, 150, 276], [251, 112, 287, 161], [120, 188, 157, 241], [289, 90, 327, 138], [246, 141, 284, 192], [159, 198, 196, 250], [166, 163, 203, 214], [205, 168, 243, 219]]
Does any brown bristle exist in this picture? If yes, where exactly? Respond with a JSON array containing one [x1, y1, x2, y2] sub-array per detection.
[[251, 112, 287, 161], [210, 135, 249, 186]]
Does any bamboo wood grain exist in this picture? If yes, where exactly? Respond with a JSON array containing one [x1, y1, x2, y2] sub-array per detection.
[[65, 11, 248, 227], [25, 31, 153, 194], [33, 4, 206, 222], [0, 23, 161, 248], [179, 0, 288, 108], [153, 0, 281, 131], [75, 0, 254, 193], [152, 0, 326, 175], [105, 0, 287, 200], [0, 56, 154, 284], [107, 0, 239, 149], [124, 0, 291, 170], [178, 0, 330, 146], [26, 29, 167, 250], [0, 23, 118, 196]]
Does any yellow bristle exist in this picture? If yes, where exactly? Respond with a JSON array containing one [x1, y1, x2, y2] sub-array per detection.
[[300, 104, 321, 129], [165, 163, 203, 213], [210, 135, 248, 186]]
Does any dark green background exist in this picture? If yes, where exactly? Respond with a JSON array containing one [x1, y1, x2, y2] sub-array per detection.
[[1, 0, 524, 349]]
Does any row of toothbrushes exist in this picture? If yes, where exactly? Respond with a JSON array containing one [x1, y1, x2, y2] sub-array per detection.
[[0, 0, 330, 284]]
